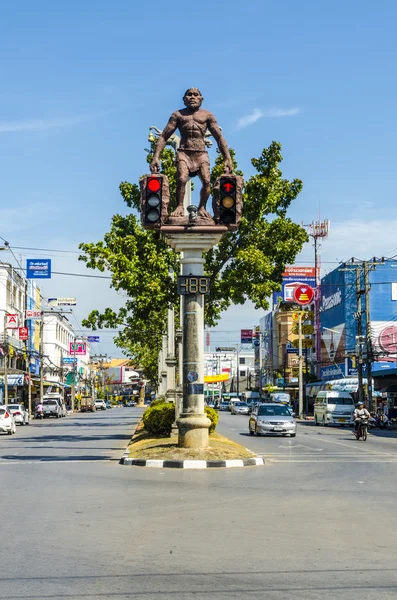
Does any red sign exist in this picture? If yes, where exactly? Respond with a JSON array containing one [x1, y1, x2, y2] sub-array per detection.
[[293, 284, 315, 305], [70, 341, 86, 356], [282, 266, 316, 278], [241, 329, 253, 344], [19, 327, 29, 341], [6, 314, 18, 329], [378, 325, 397, 361]]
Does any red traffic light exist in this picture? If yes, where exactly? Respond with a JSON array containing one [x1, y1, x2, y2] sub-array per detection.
[[147, 178, 161, 193], [221, 181, 235, 194]]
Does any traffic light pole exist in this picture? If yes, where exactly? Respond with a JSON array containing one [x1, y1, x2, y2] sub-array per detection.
[[298, 312, 304, 419]]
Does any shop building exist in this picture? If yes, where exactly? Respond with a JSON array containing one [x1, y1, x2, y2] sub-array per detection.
[[320, 259, 397, 412]]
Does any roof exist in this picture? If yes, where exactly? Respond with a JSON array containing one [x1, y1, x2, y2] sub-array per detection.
[[108, 358, 132, 368]]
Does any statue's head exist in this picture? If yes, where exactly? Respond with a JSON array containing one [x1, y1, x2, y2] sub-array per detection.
[[183, 88, 203, 108]]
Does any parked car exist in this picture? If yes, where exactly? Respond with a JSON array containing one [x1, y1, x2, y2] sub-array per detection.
[[219, 401, 230, 411], [42, 394, 66, 417], [249, 403, 296, 437], [0, 406, 16, 435], [126, 401, 136, 407], [95, 399, 107, 411], [5, 404, 29, 425], [42, 399, 63, 418], [231, 401, 250, 415]]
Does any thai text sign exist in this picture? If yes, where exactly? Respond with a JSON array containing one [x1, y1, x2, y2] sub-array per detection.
[[26, 259, 51, 279], [70, 342, 86, 356]]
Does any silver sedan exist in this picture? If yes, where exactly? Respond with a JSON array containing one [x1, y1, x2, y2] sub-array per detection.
[[231, 402, 250, 415], [249, 403, 296, 437]]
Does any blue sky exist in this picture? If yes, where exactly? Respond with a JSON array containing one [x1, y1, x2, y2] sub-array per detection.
[[1, 0, 397, 354]]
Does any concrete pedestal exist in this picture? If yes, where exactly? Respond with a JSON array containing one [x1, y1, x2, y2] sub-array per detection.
[[163, 230, 225, 448]]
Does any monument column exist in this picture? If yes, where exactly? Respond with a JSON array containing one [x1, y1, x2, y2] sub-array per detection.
[[163, 230, 225, 448]]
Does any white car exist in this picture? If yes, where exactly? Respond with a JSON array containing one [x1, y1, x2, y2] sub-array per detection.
[[0, 406, 17, 435], [6, 404, 29, 425], [94, 400, 106, 411]]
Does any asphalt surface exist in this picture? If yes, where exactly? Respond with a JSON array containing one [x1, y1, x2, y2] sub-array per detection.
[[1, 407, 397, 599]]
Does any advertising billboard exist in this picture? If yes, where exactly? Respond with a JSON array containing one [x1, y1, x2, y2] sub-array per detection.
[[320, 260, 397, 379], [273, 266, 316, 304]]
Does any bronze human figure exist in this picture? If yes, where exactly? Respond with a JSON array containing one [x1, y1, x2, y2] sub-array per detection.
[[150, 88, 233, 219]]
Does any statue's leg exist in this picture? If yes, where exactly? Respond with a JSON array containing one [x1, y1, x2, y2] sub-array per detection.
[[171, 157, 189, 217], [198, 161, 211, 218]]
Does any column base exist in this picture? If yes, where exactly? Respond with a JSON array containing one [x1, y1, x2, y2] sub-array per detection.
[[165, 389, 177, 403], [176, 413, 211, 448]]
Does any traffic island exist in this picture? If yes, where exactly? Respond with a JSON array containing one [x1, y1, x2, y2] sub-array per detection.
[[119, 423, 264, 469]]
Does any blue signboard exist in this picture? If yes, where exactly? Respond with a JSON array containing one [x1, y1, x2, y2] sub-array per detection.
[[273, 267, 316, 305], [26, 259, 51, 279], [87, 336, 100, 343], [62, 357, 77, 364]]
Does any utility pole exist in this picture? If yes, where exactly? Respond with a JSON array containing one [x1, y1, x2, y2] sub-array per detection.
[[71, 340, 77, 412], [60, 350, 65, 407], [364, 262, 373, 411], [258, 333, 262, 401], [236, 346, 240, 396], [25, 342, 32, 419], [39, 312, 44, 401], [355, 268, 364, 404], [298, 312, 304, 419], [303, 220, 330, 378]]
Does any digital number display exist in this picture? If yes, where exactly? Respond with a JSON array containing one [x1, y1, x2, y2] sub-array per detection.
[[177, 276, 210, 295]]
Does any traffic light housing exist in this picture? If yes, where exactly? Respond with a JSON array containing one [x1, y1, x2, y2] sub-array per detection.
[[212, 174, 243, 230], [219, 177, 236, 225], [140, 174, 170, 229]]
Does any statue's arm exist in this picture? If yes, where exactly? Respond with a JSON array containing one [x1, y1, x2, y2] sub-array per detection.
[[150, 113, 179, 173], [207, 114, 233, 174]]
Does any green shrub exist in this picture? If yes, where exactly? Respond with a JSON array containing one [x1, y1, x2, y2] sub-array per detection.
[[205, 406, 219, 434], [143, 403, 175, 436], [150, 398, 166, 408]]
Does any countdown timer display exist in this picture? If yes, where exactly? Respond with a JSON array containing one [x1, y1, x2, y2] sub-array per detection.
[[177, 276, 210, 295]]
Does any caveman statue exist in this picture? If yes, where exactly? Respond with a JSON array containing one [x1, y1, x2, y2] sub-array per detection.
[[150, 88, 233, 219]]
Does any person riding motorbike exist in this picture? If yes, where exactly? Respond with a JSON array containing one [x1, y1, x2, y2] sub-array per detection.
[[35, 402, 44, 417], [354, 401, 370, 433]]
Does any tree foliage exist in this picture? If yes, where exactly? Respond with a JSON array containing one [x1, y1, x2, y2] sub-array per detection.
[[79, 141, 307, 384]]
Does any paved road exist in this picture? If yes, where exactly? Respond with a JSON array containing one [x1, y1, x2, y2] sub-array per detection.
[[217, 411, 397, 464], [0, 407, 142, 463], [1, 408, 396, 599]]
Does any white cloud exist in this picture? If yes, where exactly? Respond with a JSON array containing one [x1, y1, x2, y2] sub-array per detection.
[[236, 107, 300, 129], [296, 218, 397, 276], [0, 111, 112, 134]]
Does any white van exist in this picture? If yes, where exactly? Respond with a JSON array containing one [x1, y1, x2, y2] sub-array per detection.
[[314, 391, 355, 426]]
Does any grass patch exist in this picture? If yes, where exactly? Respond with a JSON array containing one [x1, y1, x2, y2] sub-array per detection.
[[127, 421, 254, 461]]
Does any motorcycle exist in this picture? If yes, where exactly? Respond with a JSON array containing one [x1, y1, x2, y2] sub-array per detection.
[[370, 412, 393, 430], [34, 410, 44, 420], [355, 416, 369, 441]]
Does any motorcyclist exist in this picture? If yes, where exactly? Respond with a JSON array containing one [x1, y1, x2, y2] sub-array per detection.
[[35, 402, 44, 415], [354, 401, 370, 433]]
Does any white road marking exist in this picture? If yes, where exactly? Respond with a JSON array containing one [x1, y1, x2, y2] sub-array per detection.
[[303, 433, 393, 456], [278, 444, 323, 451]]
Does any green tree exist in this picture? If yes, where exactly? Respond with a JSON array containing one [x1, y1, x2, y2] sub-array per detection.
[[79, 142, 307, 384]]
